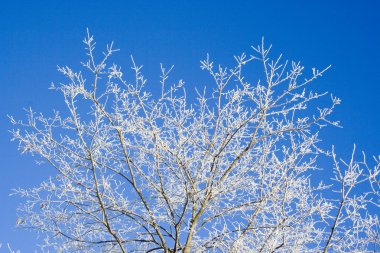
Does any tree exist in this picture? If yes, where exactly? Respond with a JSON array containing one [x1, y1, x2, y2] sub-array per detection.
[[10, 31, 380, 253]]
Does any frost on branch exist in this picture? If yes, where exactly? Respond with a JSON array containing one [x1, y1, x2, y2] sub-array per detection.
[[10, 33, 380, 252]]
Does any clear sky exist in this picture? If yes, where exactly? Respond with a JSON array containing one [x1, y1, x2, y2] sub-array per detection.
[[0, 1, 379, 251]]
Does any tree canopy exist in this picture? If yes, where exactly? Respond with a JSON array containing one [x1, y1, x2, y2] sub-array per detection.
[[10, 32, 380, 252]]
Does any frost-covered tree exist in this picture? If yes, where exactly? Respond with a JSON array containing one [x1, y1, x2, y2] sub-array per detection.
[[10, 32, 380, 252]]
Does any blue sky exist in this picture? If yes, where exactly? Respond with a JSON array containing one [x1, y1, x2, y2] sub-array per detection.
[[0, 1, 379, 251]]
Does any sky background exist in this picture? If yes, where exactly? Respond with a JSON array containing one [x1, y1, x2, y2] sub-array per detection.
[[0, 0, 379, 251]]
